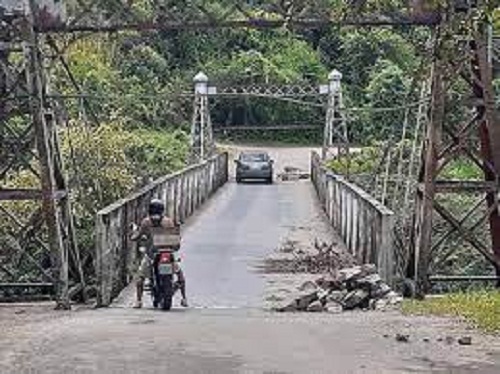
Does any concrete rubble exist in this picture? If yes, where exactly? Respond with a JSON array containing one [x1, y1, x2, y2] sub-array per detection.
[[275, 263, 403, 313], [261, 239, 355, 274], [277, 166, 310, 181]]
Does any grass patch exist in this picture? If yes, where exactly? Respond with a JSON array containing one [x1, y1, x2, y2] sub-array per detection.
[[402, 290, 500, 333]]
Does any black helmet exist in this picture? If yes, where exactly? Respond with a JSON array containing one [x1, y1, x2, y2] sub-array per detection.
[[148, 199, 165, 216]]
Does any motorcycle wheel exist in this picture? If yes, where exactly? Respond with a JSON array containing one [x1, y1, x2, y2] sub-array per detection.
[[152, 288, 158, 308], [158, 274, 173, 311], [150, 277, 159, 308]]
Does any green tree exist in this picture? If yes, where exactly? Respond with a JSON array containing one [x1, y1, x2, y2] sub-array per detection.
[[363, 59, 409, 142]]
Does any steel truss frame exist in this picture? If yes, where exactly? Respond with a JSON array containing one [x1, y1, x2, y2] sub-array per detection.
[[413, 11, 500, 293], [214, 84, 326, 98], [0, 5, 84, 306], [189, 78, 346, 163], [36, 0, 440, 33]]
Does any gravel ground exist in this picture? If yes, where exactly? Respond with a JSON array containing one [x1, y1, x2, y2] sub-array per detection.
[[1, 306, 499, 373]]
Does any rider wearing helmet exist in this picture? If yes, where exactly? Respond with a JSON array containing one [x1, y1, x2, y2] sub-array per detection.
[[130, 199, 187, 308]]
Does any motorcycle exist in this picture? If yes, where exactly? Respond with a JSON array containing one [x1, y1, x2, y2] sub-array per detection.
[[134, 224, 182, 311], [150, 249, 180, 310]]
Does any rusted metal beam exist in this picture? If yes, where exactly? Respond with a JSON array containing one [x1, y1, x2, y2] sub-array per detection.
[[414, 45, 444, 296], [418, 181, 498, 193], [0, 5, 78, 307], [0, 283, 54, 288], [473, 28, 500, 285], [25, 15, 70, 308], [411, 10, 500, 293], [431, 196, 490, 262], [0, 188, 67, 201], [429, 275, 500, 282], [433, 200, 499, 267]]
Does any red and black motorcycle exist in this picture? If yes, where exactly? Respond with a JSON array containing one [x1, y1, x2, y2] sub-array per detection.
[[151, 249, 180, 310]]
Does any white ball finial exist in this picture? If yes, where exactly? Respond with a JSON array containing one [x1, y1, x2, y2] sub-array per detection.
[[194, 71, 209, 83], [329, 69, 342, 81]]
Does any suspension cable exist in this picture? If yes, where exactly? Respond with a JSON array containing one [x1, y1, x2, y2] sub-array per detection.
[[44, 92, 432, 115]]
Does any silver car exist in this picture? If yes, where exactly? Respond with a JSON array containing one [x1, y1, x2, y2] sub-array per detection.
[[235, 152, 274, 184]]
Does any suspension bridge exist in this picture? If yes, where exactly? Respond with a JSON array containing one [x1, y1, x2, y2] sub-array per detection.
[[2, 2, 500, 373], [0, 1, 499, 309]]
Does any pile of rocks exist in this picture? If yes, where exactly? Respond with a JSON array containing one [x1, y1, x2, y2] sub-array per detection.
[[277, 166, 310, 181], [261, 240, 355, 274], [275, 264, 402, 313]]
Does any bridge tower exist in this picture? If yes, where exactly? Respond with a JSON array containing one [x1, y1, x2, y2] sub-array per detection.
[[413, 10, 500, 294], [0, 1, 78, 307], [322, 70, 349, 168], [190, 72, 216, 163]]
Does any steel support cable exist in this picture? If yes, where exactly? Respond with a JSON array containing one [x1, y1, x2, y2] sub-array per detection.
[[374, 119, 404, 205], [39, 92, 432, 115], [43, 34, 105, 210], [390, 109, 409, 210], [390, 55, 431, 213], [402, 81, 430, 229], [388, 35, 435, 277], [45, 36, 100, 127], [395, 78, 432, 277], [381, 147, 393, 205], [38, 41, 86, 292], [391, 69, 432, 278], [368, 94, 425, 208]]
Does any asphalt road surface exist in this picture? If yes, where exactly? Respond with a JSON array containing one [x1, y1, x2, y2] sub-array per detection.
[[1, 147, 499, 373], [1, 306, 499, 373]]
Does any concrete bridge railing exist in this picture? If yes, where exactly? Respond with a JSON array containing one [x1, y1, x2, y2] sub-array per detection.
[[95, 153, 228, 306], [311, 152, 395, 285]]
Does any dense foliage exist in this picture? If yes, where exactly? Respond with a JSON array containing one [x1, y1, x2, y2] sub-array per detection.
[[54, 5, 432, 144], [57, 2, 499, 145], [66, 123, 189, 252]]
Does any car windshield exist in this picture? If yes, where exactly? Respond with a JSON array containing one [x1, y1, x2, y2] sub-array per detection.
[[240, 153, 268, 162]]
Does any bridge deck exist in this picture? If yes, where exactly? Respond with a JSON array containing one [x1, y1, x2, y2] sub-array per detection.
[[113, 146, 345, 309]]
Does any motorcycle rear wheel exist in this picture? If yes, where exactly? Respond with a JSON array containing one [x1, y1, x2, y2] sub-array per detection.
[[158, 274, 173, 311]]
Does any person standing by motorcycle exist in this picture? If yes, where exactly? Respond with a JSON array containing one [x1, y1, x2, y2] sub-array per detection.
[[130, 199, 188, 309]]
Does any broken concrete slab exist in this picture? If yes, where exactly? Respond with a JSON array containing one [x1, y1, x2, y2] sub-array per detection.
[[370, 282, 392, 299], [299, 280, 319, 292], [325, 300, 343, 314], [325, 290, 347, 304], [296, 291, 319, 311], [343, 289, 370, 310], [307, 300, 325, 312]]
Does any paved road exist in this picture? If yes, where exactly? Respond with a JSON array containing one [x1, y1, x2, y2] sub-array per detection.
[[1, 306, 499, 373], [1, 147, 500, 373], [182, 181, 296, 308]]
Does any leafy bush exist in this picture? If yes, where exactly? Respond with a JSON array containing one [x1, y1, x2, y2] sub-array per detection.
[[326, 146, 380, 174], [439, 156, 483, 180], [127, 128, 190, 182], [60, 122, 189, 253]]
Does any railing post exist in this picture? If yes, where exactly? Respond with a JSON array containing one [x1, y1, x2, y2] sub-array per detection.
[[378, 212, 395, 286], [310, 151, 396, 285], [95, 213, 105, 307]]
